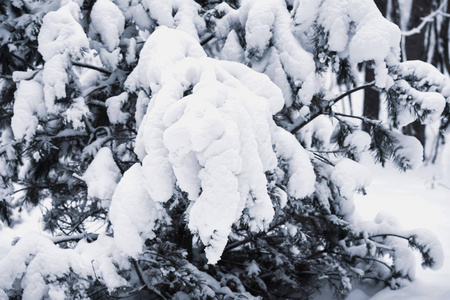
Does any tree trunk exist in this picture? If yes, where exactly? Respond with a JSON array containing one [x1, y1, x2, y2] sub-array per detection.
[[362, 0, 385, 133], [401, 0, 434, 145]]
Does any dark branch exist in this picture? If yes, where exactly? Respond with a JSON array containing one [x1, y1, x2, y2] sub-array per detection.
[[290, 82, 376, 134], [71, 61, 112, 75]]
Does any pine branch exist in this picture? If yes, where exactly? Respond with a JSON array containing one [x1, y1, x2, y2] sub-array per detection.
[[132, 259, 168, 300], [290, 82, 376, 134], [71, 61, 112, 75], [200, 33, 215, 46]]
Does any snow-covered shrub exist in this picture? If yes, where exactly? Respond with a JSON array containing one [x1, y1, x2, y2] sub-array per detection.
[[0, 0, 447, 299]]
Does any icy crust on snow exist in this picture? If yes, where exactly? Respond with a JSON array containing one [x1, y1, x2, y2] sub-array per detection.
[[90, 0, 125, 52], [81, 147, 122, 206], [293, 0, 401, 88], [215, 0, 317, 106], [0, 232, 131, 299], [37, 1, 89, 62], [11, 80, 46, 141], [120, 27, 315, 264], [109, 163, 169, 258]]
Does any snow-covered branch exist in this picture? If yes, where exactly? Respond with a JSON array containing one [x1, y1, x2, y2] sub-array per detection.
[[401, 0, 449, 36]]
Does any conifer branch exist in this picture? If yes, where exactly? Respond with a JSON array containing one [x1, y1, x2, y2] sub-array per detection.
[[0, 48, 37, 70], [71, 61, 112, 75], [290, 82, 376, 134]]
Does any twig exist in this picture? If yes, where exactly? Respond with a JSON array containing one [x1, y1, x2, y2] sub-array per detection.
[[71, 61, 112, 75], [49, 232, 99, 244], [200, 33, 215, 46], [290, 82, 376, 134], [0, 48, 37, 70], [132, 259, 168, 300]]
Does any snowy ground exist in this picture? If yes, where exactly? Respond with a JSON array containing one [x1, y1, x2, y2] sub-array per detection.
[[346, 156, 450, 300]]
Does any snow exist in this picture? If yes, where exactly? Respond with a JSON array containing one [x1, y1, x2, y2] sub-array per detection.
[[391, 132, 424, 170], [141, 0, 205, 40], [90, 0, 125, 52], [42, 53, 69, 113], [80, 147, 122, 206], [109, 163, 169, 258], [105, 92, 130, 124], [11, 80, 46, 141], [330, 158, 372, 200], [37, 1, 89, 61], [62, 96, 89, 129]]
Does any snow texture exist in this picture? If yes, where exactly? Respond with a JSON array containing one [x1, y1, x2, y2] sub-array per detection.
[[11, 80, 46, 141], [81, 147, 122, 206], [122, 27, 314, 263], [62, 96, 89, 129]]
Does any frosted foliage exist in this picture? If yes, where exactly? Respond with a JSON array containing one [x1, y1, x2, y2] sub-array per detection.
[[109, 164, 168, 258], [81, 148, 122, 205], [122, 27, 314, 264], [141, 0, 205, 40], [106, 92, 130, 124], [11, 80, 46, 141], [330, 158, 372, 200], [90, 0, 125, 52], [37, 2, 89, 61]]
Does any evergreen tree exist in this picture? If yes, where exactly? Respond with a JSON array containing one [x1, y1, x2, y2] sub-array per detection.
[[0, 0, 447, 299]]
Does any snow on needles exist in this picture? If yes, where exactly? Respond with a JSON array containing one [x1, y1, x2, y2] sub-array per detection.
[[118, 27, 316, 264]]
